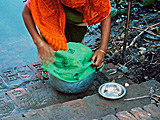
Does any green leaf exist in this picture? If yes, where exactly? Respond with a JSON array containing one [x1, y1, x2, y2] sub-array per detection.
[[111, 0, 117, 4], [118, 0, 127, 4], [143, 0, 155, 6], [110, 8, 118, 17], [156, 26, 160, 33]]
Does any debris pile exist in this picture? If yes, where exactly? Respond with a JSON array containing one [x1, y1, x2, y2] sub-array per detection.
[[84, 0, 160, 83]]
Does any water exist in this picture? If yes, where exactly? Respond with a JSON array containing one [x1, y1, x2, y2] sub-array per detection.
[[0, 0, 99, 70], [0, 0, 37, 70]]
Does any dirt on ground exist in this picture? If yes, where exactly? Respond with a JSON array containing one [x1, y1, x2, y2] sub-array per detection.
[[83, 0, 160, 84]]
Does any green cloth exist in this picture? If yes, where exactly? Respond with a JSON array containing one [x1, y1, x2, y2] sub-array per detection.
[[42, 42, 98, 83], [41, 6, 102, 83]]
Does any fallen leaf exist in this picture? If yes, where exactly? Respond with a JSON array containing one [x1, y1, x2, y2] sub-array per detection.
[[140, 55, 145, 61], [118, 74, 123, 79], [112, 80, 115, 83], [114, 50, 119, 53]]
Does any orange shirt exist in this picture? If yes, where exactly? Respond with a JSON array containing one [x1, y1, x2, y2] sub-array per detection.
[[29, 0, 111, 51]]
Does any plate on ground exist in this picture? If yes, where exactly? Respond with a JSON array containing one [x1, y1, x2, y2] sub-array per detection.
[[98, 82, 126, 99]]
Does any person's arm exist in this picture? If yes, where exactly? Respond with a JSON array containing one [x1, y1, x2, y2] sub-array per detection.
[[22, 5, 54, 64], [91, 14, 111, 68], [22, 5, 42, 45]]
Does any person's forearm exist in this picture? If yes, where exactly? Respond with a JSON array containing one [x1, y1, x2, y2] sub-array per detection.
[[22, 5, 42, 45], [100, 14, 111, 52]]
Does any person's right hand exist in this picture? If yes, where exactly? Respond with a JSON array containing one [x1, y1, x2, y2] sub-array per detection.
[[36, 41, 55, 65]]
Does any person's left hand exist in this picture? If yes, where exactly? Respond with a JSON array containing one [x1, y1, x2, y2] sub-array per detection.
[[91, 49, 105, 69]]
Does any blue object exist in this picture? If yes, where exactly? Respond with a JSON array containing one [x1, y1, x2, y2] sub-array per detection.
[[49, 72, 95, 93]]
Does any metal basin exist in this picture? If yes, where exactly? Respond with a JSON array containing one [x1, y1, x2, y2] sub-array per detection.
[[49, 72, 95, 94]]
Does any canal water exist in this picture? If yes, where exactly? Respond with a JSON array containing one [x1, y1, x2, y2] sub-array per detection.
[[0, 0, 37, 70]]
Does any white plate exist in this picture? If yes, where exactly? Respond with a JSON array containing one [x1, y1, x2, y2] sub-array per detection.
[[98, 82, 126, 99]]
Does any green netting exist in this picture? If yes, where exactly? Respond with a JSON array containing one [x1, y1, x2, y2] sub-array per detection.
[[42, 42, 101, 83]]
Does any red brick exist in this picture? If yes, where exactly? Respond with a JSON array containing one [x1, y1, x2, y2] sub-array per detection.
[[26, 82, 46, 93], [143, 104, 160, 118], [15, 66, 38, 81], [28, 62, 43, 80], [0, 66, 37, 88], [0, 104, 15, 118], [0, 94, 15, 117], [0, 68, 20, 88], [26, 82, 58, 108], [41, 103, 70, 120], [63, 99, 90, 119], [7, 88, 28, 101], [7, 88, 37, 110], [116, 111, 136, 120], [130, 107, 152, 119], [83, 94, 115, 118], [102, 114, 119, 120]]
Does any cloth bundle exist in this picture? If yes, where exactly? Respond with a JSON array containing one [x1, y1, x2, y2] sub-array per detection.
[[42, 42, 100, 82]]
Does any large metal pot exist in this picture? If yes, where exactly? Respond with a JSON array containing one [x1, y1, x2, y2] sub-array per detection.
[[49, 72, 95, 94]]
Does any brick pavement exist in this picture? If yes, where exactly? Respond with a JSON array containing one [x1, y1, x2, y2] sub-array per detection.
[[0, 62, 133, 119], [0, 61, 159, 120], [1, 80, 160, 120]]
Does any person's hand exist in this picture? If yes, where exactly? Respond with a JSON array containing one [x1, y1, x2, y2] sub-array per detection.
[[36, 41, 55, 65], [91, 49, 106, 69]]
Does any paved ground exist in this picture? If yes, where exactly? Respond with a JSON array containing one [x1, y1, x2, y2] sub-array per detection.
[[0, 62, 160, 120], [0, 1, 160, 119]]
